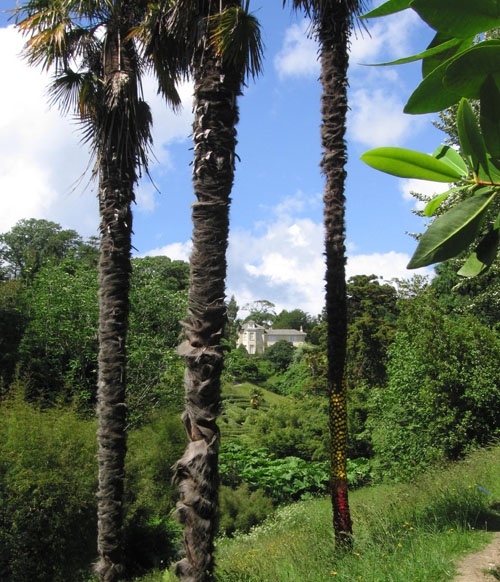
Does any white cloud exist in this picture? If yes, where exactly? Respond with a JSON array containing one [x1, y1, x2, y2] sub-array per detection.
[[274, 19, 319, 80], [143, 240, 192, 262], [349, 9, 423, 64], [348, 86, 425, 147], [0, 25, 193, 235], [143, 191, 433, 316], [346, 251, 432, 283]]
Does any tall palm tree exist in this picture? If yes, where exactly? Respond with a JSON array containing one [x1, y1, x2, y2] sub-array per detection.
[[143, 2, 262, 579], [15, 1, 180, 579], [286, 0, 365, 548]]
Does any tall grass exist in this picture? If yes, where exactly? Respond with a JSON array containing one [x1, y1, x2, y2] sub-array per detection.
[[150, 444, 500, 582]]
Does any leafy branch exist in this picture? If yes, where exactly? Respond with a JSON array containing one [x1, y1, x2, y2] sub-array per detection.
[[360, 0, 500, 276]]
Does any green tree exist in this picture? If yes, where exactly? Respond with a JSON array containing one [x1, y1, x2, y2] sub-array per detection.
[[145, 3, 263, 579], [287, 0, 366, 547], [242, 299, 277, 327], [0, 280, 25, 389], [16, 2, 181, 578], [0, 218, 84, 281], [370, 283, 500, 481], [273, 308, 316, 332], [18, 257, 99, 409], [264, 339, 296, 372]]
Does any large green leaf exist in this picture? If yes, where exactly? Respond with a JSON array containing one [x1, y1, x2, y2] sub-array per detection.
[[361, 0, 413, 19], [404, 57, 464, 114], [364, 37, 462, 67], [457, 98, 489, 176], [408, 188, 496, 268], [422, 34, 474, 78], [361, 147, 464, 181], [480, 75, 500, 161], [433, 145, 468, 176], [444, 41, 500, 99], [411, 0, 500, 38], [458, 227, 500, 276]]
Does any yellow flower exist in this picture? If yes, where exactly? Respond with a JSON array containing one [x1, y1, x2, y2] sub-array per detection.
[[331, 571, 338, 576], [397, 543, 403, 548]]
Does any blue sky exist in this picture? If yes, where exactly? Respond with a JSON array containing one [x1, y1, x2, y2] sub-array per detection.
[[0, 2, 447, 316]]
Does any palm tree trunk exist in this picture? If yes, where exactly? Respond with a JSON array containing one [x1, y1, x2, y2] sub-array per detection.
[[95, 23, 136, 582], [319, 5, 353, 549], [173, 47, 240, 582]]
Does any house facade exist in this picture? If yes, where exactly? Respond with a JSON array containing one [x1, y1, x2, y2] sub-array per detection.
[[237, 320, 306, 355]]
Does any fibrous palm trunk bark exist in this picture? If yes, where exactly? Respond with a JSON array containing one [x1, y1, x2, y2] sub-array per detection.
[[173, 46, 241, 582], [95, 23, 136, 582], [319, 3, 353, 548]]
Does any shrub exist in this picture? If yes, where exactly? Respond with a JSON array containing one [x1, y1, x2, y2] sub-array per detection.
[[219, 484, 274, 537], [0, 394, 97, 582]]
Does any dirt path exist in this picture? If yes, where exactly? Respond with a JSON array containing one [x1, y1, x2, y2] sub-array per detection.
[[453, 532, 500, 581]]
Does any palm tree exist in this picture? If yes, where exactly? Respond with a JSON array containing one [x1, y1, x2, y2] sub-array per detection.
[[15, 1, 180, 579], [286, 0, 365, 548], [142, 2, 262, 579]]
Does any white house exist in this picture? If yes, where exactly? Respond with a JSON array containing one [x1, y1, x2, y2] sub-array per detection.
[[237, 320, 306, 355]]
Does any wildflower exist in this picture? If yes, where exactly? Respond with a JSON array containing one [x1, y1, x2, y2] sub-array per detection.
[[397, 543, 403, 548], [331, 571, 338, 576]]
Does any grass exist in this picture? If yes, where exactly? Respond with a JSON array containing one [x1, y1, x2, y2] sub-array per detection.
[[136, 444, 500, 582]]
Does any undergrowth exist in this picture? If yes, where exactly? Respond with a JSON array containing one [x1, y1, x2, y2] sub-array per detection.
[[147, 444, 500, 582]]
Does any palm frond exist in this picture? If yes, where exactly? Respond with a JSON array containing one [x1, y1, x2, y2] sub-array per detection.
[[208, 4, 264, 81]]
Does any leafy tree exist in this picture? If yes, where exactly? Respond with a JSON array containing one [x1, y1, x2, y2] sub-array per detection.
[[242, 299, 277, 327], [370, 284, 500, 481], [15, 2, 182, 576], [273, 308, 316, 332], [225, 295, 240, 345], [346, 274, 398, 390], [263, 339, 296, 372], [18, 257, 99, 409], [287, 0, 366, 548], [0, 280, 25, 389], [0, 219, 85, 281], [361, 0, 500, 277]]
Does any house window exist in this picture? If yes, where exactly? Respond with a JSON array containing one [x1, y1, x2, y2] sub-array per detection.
[[249, 345, 255, 355], [250, 332, 255, 340]]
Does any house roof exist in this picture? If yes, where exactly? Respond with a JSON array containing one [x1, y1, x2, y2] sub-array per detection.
[[265, 328, 306, 336]]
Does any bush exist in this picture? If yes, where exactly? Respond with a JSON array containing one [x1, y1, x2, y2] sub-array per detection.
[[0, 394, 97, 582], [245, 398, 329, 461], [125, 411, 187, 575], [370, 294, 500, 481], [219, 484, 274, 537]]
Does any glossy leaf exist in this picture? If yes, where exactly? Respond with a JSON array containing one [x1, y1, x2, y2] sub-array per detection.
[[423, 187, 461, 217], [404, 58, 464, 114], [444, 41, 500, 99], [422, 34, 474, 78], [433, 145, 468, 176], [407, 188, 496, 268], [458, 227, 500, 276], [364, 37, 461, 67], [361, 147, 464, 181], [480, 75, 500, 161], [457, 98, 489, 176], [411, 0, 500, 38], [361, 0, 413, 19]]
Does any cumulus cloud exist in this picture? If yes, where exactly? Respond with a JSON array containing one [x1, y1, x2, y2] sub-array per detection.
[[274, 19, 319, 80], [144, 192, 433, 316], [0, 25, 193, 235], [348, 86, 426, 148]]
